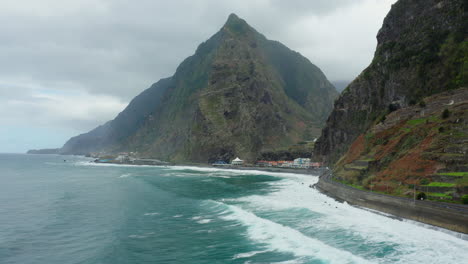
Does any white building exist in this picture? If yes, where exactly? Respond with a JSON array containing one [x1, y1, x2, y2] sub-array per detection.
[[293, 158, 311, 168], [115, 153, 130, 163], [231, 157, 244, 165]]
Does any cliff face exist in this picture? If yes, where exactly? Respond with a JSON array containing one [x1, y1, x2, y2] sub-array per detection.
[[313, 0, 467, 202], [314, 0, 467, 165], [61, 14, 338, 162]]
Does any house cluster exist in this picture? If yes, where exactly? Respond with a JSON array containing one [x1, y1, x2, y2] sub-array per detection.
[[95, 152, 170, 165], [212, 157, 244, 166], [115, 152, 132, 163], [256, 158, 322, 169]]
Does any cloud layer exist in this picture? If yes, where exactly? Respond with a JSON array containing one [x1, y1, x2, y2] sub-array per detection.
[[0, 0, 397, 152]]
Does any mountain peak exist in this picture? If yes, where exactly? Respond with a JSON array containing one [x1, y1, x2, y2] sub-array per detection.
[[223, 13, 251, 35], [227, 13, 240, 21], [60, 11, 338, 162]]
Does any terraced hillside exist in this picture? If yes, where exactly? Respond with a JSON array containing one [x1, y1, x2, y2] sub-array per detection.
[[333, 88, 468, 203]]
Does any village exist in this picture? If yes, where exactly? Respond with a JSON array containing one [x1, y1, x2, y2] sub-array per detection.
[[92, 152, 323, 170], [91, 152, 170, 166], [213, 157, 323, 169]]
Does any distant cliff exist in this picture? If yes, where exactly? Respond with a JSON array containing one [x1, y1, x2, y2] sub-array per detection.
[[61, 77, 172, 155], [27, 148, 60, 154], [60, 14, 338, 162]]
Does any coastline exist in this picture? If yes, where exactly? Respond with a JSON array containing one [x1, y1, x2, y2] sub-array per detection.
[[179, 163, 325, 175], [315, 170, 468, 236], [27, 153, 468, 236], [95, 158, 325, 176]]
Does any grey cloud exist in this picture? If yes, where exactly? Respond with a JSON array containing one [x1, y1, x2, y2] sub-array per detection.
[[268, 0, 357, 16], [0, 0, 377, 100], [0, 0, 396, 135]]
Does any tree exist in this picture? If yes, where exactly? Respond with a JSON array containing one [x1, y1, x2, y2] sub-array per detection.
[[462, 195, 468, 205], [417, 192, 427, 200], [441, 109, 450, 119]]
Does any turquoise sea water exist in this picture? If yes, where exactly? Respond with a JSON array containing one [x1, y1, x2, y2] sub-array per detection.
[[0, 154, 467, 264]]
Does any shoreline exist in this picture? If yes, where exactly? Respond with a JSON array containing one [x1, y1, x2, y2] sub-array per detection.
[[24, 153, 468, 237], [94, 158, 325, 176], [315, 170, 468, 236], [176, 163, 326, 175], [25, 153, 324, 176]]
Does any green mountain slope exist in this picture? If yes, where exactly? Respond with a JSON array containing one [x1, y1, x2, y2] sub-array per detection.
[[314, 0, 467, 202], [61, 14, 338, 162], [314, 0, 467, 164]]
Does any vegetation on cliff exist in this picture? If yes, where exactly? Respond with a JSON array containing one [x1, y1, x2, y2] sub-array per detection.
[[334, 88, 467, 202], [314, 0, 467, 203], [314, 0, 467, 164]]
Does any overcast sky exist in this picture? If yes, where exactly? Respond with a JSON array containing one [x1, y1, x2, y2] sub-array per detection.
[[0, 0, 397, 153]]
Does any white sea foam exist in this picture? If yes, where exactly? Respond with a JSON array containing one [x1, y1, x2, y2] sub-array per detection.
[[213, 175, 231, 178], [232, 175, 468, 263], [197, 219, 212, 224], [201, 179, 213, 182], [219, 202, 372, 264], [232, 250, 269, 259], [168, 165, 313, 177], [190, 214, 212, 224], [74, 161, 164, 169], [128, 234, 146, 239], [143, 212, 159, 216], [195, 229, 214, 233], [119, 173, 132, 178], [173, 214, 183, 218]]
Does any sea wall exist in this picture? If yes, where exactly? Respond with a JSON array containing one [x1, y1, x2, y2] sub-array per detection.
[[316, 172, 468, 235]]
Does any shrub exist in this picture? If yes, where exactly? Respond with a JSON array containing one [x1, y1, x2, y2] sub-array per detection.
[[438, 127, 445, 133], [388, 103, 399, 112], [379, 115, 386, 123], [419, 100, 426, 107], [442, 109, 450, 119], [417, 192, 427, 200], [462, 195, 468, 204], [420, 178, 430, 185]]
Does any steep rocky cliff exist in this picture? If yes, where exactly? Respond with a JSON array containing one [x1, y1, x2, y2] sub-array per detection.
[[314, 0, 467, 164], [61, 14, 338, 162], [314, 0, 467, 202]]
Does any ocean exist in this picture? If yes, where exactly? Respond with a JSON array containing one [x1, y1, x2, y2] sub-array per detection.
[[0, 154, 467, 264]]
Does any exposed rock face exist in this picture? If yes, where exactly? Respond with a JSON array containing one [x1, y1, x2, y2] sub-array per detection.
[[61, 14, 338, 162], [314, 0, 467, 165]]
